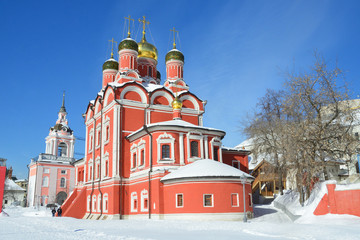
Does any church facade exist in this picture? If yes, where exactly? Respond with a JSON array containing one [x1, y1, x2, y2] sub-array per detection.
[[27, 95, 76, 207], [62, 17, 253, 220]]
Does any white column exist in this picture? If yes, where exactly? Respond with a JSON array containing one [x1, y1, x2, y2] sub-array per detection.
[[113, 105, 120, 177], [204, 136, 209, 159], [200, 137, 204, 159], [179, 133, 184, 165]]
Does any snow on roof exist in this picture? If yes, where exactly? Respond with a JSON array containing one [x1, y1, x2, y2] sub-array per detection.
[[89, 100, 95, 105], [147, 119, 221, 131], [235, 138, 254, 150], [128, 119, 224, 139], [142, 82, 164, 92], [4, 178, 26, 191], [161, 159, 253, 182]]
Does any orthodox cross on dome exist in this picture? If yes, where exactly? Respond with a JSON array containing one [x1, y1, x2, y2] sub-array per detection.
[[139, 16, 149, 39], [170, 27, 178, 49], [124, 15, 134, 38], [108, 38, 117, 58]]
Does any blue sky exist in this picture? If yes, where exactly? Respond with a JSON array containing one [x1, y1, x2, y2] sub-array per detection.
[[1, 0, 360, 179]]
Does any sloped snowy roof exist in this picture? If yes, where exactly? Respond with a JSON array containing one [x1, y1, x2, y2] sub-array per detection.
[[4, 178, 26, 191], [161, 159, 253, 182], [127, 119, 225, 139]]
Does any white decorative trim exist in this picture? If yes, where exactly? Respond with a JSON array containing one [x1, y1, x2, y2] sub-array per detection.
[[137, 139, 146, 168], [231, 193, 239, 207], [156, 132, 175, 163], [203, 194, 214, 207], [179, 133, 184, 165], [141, 189, 148, 212], [150, 91, 172, 106], [120, 85, 147, 104], [176, 193, 184, 208], [210, 137, 223, 163], [103, 89, 114, 107], [130, 143, 137, 170], [131, 192, 138, 212], [92, 195, 97, 212], [103, 193, 109, 213], [186, 131, 204, 162]]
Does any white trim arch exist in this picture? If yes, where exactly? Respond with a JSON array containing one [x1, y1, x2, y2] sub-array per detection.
[[179, 95, 200, 110], [150, 90, 172, 106], [120, 85, 148, 103], [186, 131, 204, 162], [103, 89, 115, 107]]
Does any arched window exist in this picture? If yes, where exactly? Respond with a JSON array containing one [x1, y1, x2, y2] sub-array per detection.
[[103, 194, 108, 213], [92, 195, 97, 212], [105, 161, 109, 177], [131, 192, 138, 212], [58, 142, 67, 157], [141, 190, 148, 212], [106, 126, 110, 141], [42, 176, 49, 187], [97, 194, 101, 212], [60, 177, 66, 188], [190, 141, 199, 157], [161, 145, 170, 159]]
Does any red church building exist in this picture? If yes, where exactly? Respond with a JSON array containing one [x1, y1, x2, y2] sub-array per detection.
[[62, 17, 253, 220]]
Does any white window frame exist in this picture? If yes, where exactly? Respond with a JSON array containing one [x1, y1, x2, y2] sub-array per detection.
[[210, 137, 223, 162], [130, 143, 137, 170], [92, 195, 97, 212], [186, 131, 204, 162], [231, 193, 239, 207], [96, 124, 101, 149], [60, 177, 66, 188], [156, 132, 175, 163], [138, 139, 146, 168], [95, 158, 100, 180], [203, 194, 214, 207], [61, 170, 66, 174], [131, 192, 138, 212], [176, 193, 184, 208], [89, 129, 94, 153], [97, 194, 101, 212], [141, 189, 149, 212], [43, 168, 50, 174], [232, 160, 240, 169], [88, 159, 93, 181], [103, 194, 108, 213], [103, 117, 110, 145]]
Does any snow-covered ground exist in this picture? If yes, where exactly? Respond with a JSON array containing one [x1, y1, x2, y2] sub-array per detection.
[[1, 204, 359, 240]]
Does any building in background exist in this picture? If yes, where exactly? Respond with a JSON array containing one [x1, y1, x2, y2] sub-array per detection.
[[27, 94, 76, 207], [61, 17, 254, 221]]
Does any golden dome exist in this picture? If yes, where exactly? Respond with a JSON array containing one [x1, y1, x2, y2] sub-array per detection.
[[138, 35, 158, 61], [172, 96, 182, 110]]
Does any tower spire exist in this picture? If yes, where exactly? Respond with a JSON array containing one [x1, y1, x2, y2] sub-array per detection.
[[124, 15, 134, 38], [139, 16, 149, 41], [59, 91, 66, 113], [170, 27, 178, 49], [108, 38, 117, 58]]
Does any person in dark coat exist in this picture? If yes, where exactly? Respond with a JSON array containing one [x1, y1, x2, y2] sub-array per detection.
[[51, 208, 56, 217], [57, 207, 62, 217]]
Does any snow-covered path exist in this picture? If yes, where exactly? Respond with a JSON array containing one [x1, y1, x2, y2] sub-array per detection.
[[1, 205, 359, 240]]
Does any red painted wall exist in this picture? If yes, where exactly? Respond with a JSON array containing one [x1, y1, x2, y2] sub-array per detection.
[[314, 183, 360, 217], [0, 166, 6, 212]]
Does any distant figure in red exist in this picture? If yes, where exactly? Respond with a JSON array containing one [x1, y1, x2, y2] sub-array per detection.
[[51, 208, 56, 217], [57, 207, 62, 217]]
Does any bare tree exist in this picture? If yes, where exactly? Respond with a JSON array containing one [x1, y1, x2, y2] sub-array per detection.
[[244, 53, 358, 204]]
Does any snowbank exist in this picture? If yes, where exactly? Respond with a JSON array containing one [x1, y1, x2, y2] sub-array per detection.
[[273, 180, 335, 221]]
